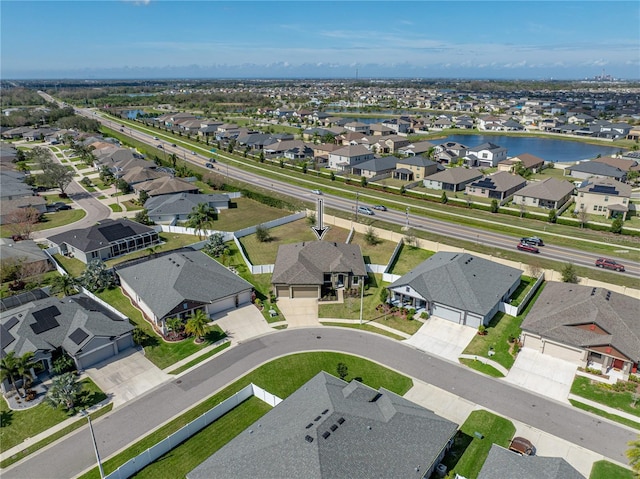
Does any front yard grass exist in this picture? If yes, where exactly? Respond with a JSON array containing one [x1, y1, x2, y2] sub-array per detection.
[[571, 376, 640, 418], [462, 282, 546, 371], [387, 242, 435, 275], [211, 197, 292, 232], [239, 219, 349, 265], [0, 377, 107, 451], [441, 409, 515, 479], [320, 322, 407, 340], [96, 287, 226, 369], [109, 203, 122, 213], [589, 460, 635, 479], [459, 358, 505, 378], [79, 352, 412, 479], [569, 399, 640, 430], [26, 209, 86, 234]]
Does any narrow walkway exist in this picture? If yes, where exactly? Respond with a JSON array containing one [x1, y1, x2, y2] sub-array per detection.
[[458, 354, 509, 376], [568, 394, 640, 426], [320, 318, 412, 339], [162, 338, 229, 374]]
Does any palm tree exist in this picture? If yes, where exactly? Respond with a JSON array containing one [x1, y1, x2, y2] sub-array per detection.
[[184, 310, 209, 343], [0, 352, 20, 395], [45, 372, 82, 411], [627, 435, 640, 476], [16, 352, 38, 396], [187, 203, 215, 239], [50, 274, 79, 297]]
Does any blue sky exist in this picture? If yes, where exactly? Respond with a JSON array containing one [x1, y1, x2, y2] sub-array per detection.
[[2, 1, 639, 80]]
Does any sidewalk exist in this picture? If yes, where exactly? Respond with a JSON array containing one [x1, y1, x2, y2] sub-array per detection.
[[568, 393, 640, 426], [458, 353, 510, 376], [320, 318, 412, 339]]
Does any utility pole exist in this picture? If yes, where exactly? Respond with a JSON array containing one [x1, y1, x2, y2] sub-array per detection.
[[405, 206, 410, 230], [355, 192, 359, 222]]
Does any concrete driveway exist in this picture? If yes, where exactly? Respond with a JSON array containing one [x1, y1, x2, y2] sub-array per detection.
[[276, 298, 318, 327], [403, 316, 476, 362], [504, 348, 578, 403], [213, 304, 273, 343], [84, 347, 169, 408]]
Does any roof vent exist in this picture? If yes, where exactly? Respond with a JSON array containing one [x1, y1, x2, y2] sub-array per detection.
[[369, 393, 382, 403], [305, 423, 313, 429], [337, 417, 345, 424], [322, 409, 329, 414], [322, 431, 331, 439], [305, 435, 314, 443], [605, 291, 611, 301], [314, 415, 321, 421], [591, 288, 596, 296], [330, 424, 338, 432]]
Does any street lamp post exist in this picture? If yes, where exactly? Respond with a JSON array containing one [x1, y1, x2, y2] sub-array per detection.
[[81, 410, 104, 479], [355, 192, 359, 222], [359, 276, 365, 325], [405, 207, 410, 230]]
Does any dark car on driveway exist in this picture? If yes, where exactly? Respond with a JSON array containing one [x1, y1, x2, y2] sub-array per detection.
[[517, 242, 539, 254], [595, 258, 625, 272], [521, 236, 544, 246], [52, 202, 71, 211]]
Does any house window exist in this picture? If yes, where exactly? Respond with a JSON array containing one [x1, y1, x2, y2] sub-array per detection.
[[604, 196, 608, 202], [593, 205, 598, 211], [323, 273, 331, 283], [591, 352, 602, 359], [481, 189, 486, 194], [405, 286, 410, 293], [352, 276, 359, 285], [183, 303, 188, 310]]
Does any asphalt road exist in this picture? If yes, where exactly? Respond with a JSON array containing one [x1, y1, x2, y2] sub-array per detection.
[[4, 328, 634, 479]]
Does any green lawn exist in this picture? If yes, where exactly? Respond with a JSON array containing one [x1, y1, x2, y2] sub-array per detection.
[[239, 219, 349, 265], [167, 342, 231, 375], [15, 210, 86, 236], [349, 231, 398, 265], [462, 282, 546, 370], [442, 410, 516, 479], [320, 322, 407, 340], [42, 194, 72, 204], [109, 203, 122, 213], [0, 378, 106, 451], [122, 200, 143, 211], [212, 197, 292, 232], [459, 358, 505, 378], [387, 242, 435, 275], [571, 376, 640, 418], [79, 352, 411, 479], [96, 287, 226, 369], [104, 233, 201, 267], [53, 254, 86, 277], [589, 460, 635, 479], [570, 399, 640, 430]]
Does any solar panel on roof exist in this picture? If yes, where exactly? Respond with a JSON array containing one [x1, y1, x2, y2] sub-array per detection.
[[30, 306, 61, 334], [69, 328, 89, 345], [4, 316, 19, 330], [589, 185, 619, 195], [99, 223, 136, 242], [0, 326, 15, 349]]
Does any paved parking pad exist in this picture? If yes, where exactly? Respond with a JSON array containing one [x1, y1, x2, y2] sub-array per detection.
[[403, 316, 476, 362], [213, 304, 273, 343], [277, 298, 318, 327], [504, 348, 578, 403]]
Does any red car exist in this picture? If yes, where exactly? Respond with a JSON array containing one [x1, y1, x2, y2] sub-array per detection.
[[517, 242, 539, 254], [595, 258, 625, 272]]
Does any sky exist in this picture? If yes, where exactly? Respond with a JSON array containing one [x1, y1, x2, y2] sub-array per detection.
[[1, 1, 639, 80]]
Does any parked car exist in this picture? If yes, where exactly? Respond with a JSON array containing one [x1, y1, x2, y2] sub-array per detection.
[[595, 258, 625, 272], [517, 242, 539, 254], [357, 206, 374, 216], [205, 163, 215, 169], [373, 205, 387, 211], [52, 202, 71, 211], [509, 437, 535, 456], [157, 144, 163, 149], [311, 189, 322, 195], [521, 236, 544, 246]]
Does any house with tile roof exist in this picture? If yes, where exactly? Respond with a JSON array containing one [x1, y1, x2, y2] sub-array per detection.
[[47, 218, 160, 264], [521, 282, 639, 379], [512, 178, 575, 210], [272, 242, 367, 299], [0, 291, 134, 388], [387, 252, 522, 328], [397, 140, 437, 157], [478, 445, 585, 479], [187, 371, 458, 479], [117, 250, 253, 334], [575, 178, 632, 220], [423, 167, 483, 192], [465, 171, 527, 200]]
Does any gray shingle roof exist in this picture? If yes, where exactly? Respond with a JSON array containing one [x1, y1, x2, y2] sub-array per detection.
[[389, 252, 522, 317], [468, 171, 527, 192], [521, 282, 640, 363], [478, 445, 585, 479], [116, 251, 252, 320], [424, 167, 483, 184], [354, 156, 399, 172], [567, 161, 626, 179], [272, 242, 367, 285], [576, 178, 632, 197], [145, 193, 229, 217], [515, 178, 575, 201], [187, 372, 458, 479], [398, 156, 437, 168]]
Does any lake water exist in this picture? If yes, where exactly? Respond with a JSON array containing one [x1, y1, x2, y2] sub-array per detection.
[[124, 109, 147, 119], [439, 134, 621, 163]]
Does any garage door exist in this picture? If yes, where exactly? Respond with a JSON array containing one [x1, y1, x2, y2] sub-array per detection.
[[76, 344, 115, 370], [276, 285, 289, 298], [209, 296, 236, 315], [543, 341, 584, 364], [432, 304, 462, 323], [116, 335, 134, 352], [522, 334, 543, 352], [291, 286, 318, 299]]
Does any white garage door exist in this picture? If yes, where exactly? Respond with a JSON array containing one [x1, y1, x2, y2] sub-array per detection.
[[209, 296, 236, 315], [522, 333, 543, 352], [76, 344, 115, 370], [543, 341, 584, 364], [432, 304, 462, 323], [276, 285, 289, 298], [291, 286, 319, 299]]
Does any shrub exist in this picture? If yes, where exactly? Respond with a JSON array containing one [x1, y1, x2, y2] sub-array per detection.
[[420, 312, 429, 320]]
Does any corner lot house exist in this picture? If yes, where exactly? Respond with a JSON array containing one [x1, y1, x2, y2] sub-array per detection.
[[423, 168, 483, 192], [144, 192, 230, 224], [512, 178, 575, 210], [575, 178, 632, 220], [0, 291, 134, 389], [465, 171, 527, 201], [478, 444, 585, 479], [388, 252, 522, 328], [48, 219, 160, 264], [272, 242, 367, 299], [117, 250, 253, 334], [187, 371, 458, 479], [521, 282, 639, 379]]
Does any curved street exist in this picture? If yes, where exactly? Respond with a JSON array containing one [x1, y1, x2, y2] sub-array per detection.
[[4, 327, 635, 479]]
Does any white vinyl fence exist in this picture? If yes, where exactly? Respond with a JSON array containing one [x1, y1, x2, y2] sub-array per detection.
[[104, 384, 281, 479]]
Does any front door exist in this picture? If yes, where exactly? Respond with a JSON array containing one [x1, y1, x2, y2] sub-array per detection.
[[337, 274, 344, 287], [612, 359, 624, 370]]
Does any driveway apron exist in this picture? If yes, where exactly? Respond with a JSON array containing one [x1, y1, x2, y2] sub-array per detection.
[[403, 316, 476, 362]]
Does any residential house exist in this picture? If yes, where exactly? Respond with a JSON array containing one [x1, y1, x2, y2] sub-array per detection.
[[592, 156, 638, 172], [0, 196, 47, 225], [382, 117, 411, 134], [120, 166, 169, 186], [423, 168, 483, 192], [575, 178, 632, 219], [144, 192, 230, 224], [521, 282, 639, 379], [263, 140, 310, 157], [397, 140, 436, 157], [186, 371, 458, 479], [464, 142, 508, 168], [434, 141, 469, 165], [497, 153, 545, 173], [478, 445, 585, 479], [0, 238, 53, 275], [47, 218, 160, 264], [465, 171, 527, 200], [387, 252, 522, 328], [394, 157, 439, 182], [565, 161, 627, 182], [343, 121, 371, 134], [327, 145, 374, 171], [369, 123, 395, 136], [335, 131, 368, 146], [0, 170, 34, 200], [284, 145, 315, 161], [272, 241, 367, 299], [512, 178, 575, 210], [312, 143, 343, 164], [0, 291, 134, 384], [374, 135, 411, 154], [117, 250, 253, 334], [351, 156, 399, 179], [134, 176, 200, 197]]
